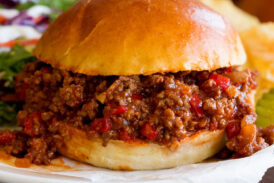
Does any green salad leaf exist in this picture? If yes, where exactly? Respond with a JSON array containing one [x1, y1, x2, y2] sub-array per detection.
[[0, 45, 34, 88], [15, 2, 34, 10], [37, 0, 77, 11], [0, 45, 33, 127], [16, 0, 77, 11], [16, 0, 77, 20], [0, 102, 17, 126], [256, 88, 274, 128]]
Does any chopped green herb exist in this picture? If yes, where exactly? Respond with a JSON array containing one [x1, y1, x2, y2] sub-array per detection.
[[0, 102, 17, 126]]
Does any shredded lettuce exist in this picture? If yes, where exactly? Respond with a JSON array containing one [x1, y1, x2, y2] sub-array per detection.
[[37, 0, 77, 11], [14, 2, 34, 10], [0, 45, 34, 88], [15, 0, 77, 20], [0, 101, 17, 126], [16, 0, 77, 11], [0, 45, 33, 127]]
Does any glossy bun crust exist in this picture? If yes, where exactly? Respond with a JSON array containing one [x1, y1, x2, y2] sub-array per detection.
[[33, 0, 246, 76], [59, 125, 225, 170]]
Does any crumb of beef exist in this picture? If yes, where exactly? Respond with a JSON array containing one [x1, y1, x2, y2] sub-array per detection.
[[0, 62, 266, 165], [260, 125, 274, 145]]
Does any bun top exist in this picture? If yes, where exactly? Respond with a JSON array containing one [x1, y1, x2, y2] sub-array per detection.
[[33, 0, 246, 76]]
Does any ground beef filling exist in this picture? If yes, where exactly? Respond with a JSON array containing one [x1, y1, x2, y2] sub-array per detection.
[[0, 62, 272, 165]]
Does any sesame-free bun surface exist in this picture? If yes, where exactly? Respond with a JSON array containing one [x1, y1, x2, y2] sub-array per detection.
[[34, 0, 246, 76], [59, 124, 225, 170]]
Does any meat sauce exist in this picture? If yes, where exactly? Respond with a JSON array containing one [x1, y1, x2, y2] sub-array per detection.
[[0, 62, 272, 165]]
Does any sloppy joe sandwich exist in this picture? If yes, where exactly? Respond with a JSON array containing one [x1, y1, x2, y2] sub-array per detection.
[[0, 0, 271, 170]]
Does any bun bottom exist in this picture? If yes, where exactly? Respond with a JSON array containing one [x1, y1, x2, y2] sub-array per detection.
[[59, 125, 225, 170]]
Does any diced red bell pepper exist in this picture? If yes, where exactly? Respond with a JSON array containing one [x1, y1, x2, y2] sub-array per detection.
[[141, 123, 158, 141], [119, 129, 134, 142], [209, 74, 231, 90], [190, 94, 204, 117], [224, 67, 232, 73], [90, 118, 112, 133], [132, 94, 143, 100], [0, 131, 15, 144], [226, 122, 240, 139], [111, 106, 128, 115], [23, 112, 42, 137]]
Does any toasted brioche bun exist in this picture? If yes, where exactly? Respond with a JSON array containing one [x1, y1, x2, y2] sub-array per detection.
[[59, 125, 225, 170], [33, 0, 246, 76]]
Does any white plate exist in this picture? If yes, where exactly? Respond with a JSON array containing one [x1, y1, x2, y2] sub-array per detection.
[[0, 145, 273, 183]]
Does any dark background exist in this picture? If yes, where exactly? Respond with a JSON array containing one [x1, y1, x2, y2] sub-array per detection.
[[260, 167, 274, 183]]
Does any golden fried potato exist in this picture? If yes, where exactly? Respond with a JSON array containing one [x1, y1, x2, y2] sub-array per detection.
[[240, 23, 274, 100], [200, 0, 259, 31]]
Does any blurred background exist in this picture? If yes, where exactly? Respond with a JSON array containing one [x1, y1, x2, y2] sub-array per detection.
[[234, 0, 274, 22]]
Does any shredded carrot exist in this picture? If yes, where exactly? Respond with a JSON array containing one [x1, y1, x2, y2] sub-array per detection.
[[0, 15, 8, 24], [0, 39, 39, 47], [34, 16, 43, 24], [0, 40, 17, 47], [19, 39, 39, 46]]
